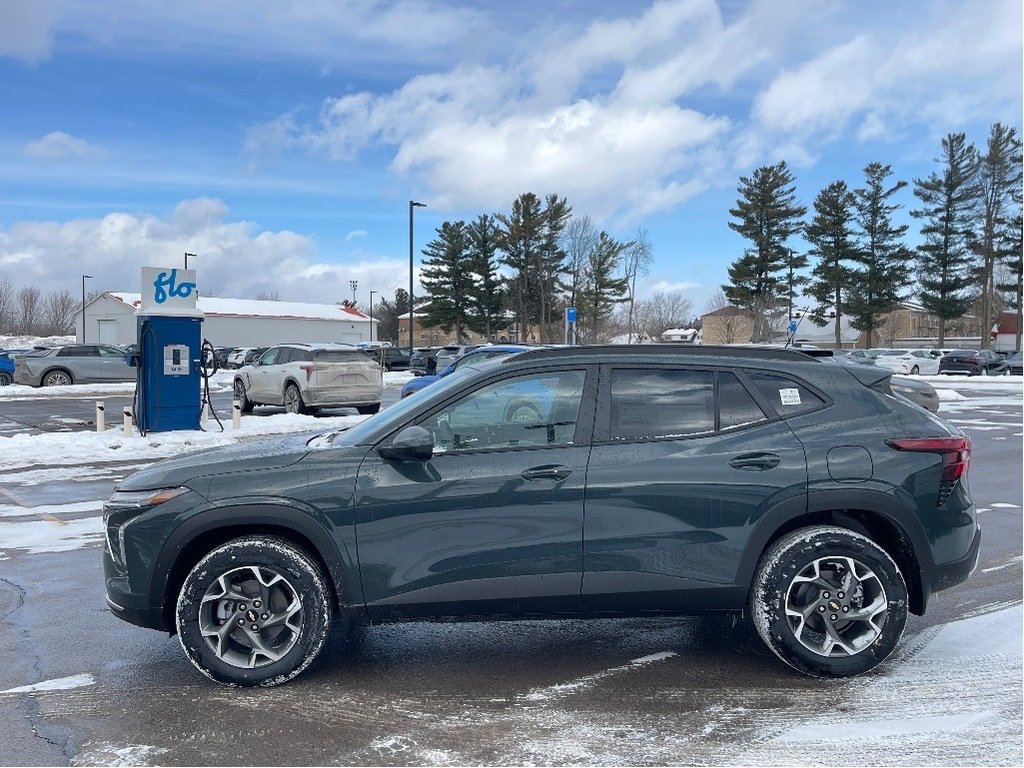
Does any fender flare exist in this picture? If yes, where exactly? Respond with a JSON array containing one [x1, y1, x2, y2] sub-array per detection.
[[150, 502, 359, 627]]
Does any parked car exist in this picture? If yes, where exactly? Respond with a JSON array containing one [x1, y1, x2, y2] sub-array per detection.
[[363, 346, 411, 371], [232, 343, 382, 415], [241, 347, 269, 367], [433, 344, 482, 370], [889, 376, 940, 413], [1006, 350, 1023, 375], [212, 347, 235, 370], [873, 349, 941, 375], [832, 350, 875, 365], [401, 344, 533, 398], [13, 344, 136, 386], [104, 345, 978, 686], [226, 347, 256, 369], [0, 351, 14, 385], [409, 346, 442, 376], [938, 349, 1010, 376]]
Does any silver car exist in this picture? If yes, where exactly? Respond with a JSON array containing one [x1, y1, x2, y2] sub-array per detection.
[[232, 343, 382, 415], [13, 344, 135, 387]]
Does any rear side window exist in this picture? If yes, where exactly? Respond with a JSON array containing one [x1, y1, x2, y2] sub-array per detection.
[[288, 348, 312, 363], [314, 349, 366, 363], [718, 372, 768, 430], [748, 372, 826, 417], [610, 369, 714, 440]]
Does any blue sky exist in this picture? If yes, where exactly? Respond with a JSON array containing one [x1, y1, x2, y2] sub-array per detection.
[[0, 0, 1020, 314]]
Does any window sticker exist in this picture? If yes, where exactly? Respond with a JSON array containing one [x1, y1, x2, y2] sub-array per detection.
[[779, 387, 802, 406]]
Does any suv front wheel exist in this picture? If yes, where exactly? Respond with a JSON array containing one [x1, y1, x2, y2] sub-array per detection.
[[175, 536, 332, 687], [751, 525, 907, 678]]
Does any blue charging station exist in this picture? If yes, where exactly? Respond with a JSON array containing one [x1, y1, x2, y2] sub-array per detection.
[[130, 267, 204, 433]]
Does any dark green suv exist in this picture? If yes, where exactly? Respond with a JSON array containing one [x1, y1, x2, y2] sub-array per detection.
[[103, 346, 979, 686]]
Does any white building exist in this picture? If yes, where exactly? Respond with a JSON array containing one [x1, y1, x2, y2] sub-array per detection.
[[77, 293, 377, 347]]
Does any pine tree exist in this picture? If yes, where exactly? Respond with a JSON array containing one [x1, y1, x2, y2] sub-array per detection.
[[847, 163, 912, 348], [724, 161, 807, 342], [420, 221, 475, 341], [465, 214, 506, 339], [579, 232, 630, 342], [496, 193, 544, 341], [996, 208, 1023, 351], [538, 195, 572, 342], [975, 123, 1022, 347], [912, 133, 981, 347], [805, 180, 857, 347]]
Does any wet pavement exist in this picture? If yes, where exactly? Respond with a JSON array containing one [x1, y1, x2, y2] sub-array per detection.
[[0, 385, 1020, 766]]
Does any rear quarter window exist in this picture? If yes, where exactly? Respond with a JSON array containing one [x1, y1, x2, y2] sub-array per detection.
[[747, 372, 826, 417]]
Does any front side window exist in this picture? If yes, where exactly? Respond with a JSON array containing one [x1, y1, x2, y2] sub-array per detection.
[[610, 369, 714, 440], [58, 346, 97, 357], [422, 370, 585, 453]]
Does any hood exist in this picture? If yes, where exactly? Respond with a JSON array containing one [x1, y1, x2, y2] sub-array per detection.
[[117, 434, 314, 492]]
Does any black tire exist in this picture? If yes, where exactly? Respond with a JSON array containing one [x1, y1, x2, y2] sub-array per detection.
[[910, 365, 919, 375], [176, 536, 332, 687], [356, 403, 381, 415], [284, 383, 307, 415], [233, 379, 254, 413], [504, 399, 543, 423], [750, 525, 907, 678], [42, 369, 73, 387], [0, 372, 11, 386]]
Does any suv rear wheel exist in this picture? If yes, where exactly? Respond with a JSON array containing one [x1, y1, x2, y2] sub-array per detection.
[[751, 525, 907, 678], [175, 536, 332, 687], [284, 383, 307, 414]]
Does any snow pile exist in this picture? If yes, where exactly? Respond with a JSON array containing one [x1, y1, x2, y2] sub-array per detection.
[[0, 411, 369, 472], [0, 334, 75, 350]]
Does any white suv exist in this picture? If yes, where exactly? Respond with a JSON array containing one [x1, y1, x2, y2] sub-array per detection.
[[233, 343, 382, 415]]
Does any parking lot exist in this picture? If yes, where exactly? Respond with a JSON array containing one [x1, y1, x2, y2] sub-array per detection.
[[0, 375, 1020, 766]]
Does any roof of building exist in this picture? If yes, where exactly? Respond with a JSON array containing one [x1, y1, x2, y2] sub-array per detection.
[[702, 305, 748, 318], [105, 292, 373, 323]]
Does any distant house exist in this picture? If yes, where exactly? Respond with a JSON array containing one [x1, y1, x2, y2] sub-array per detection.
[[660, 328, 700, 343], [76, 292, 376, 347], [991, 311, 1021, 352], [700, 306, 754, 345]]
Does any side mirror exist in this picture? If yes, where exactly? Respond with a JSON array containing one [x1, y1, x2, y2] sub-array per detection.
[[378, 425, 434, 462]]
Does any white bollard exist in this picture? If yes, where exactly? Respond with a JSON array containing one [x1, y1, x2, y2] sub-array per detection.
[[201, 401, 209, 424], [232, 400, 241, 430], [95, 401, 106, 432], [123, 406, 133, 437]]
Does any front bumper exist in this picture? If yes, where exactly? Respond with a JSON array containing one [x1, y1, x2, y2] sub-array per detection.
[[919, 524, 981, 612]]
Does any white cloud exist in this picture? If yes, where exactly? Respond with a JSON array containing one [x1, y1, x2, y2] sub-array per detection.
[[0, 0, 60, 63], [345, 230, 368, 241], [25, 131, 100, 159], [0, 198, 410, 305]]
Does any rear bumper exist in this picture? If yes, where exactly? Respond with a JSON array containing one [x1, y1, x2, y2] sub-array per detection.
[[919, 524, 981, 612], [304, 386, 382, 407]]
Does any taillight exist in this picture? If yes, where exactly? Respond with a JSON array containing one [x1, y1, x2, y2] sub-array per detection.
[[299, 363, 316, 382], [886, 436, 971, 506]]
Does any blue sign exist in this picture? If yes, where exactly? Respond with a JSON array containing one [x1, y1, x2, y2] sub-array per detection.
[[788, 319, 798, 334], [566, 307, 577, 323]]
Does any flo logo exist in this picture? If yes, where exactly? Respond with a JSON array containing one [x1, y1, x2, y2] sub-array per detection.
[[153, 269, 197, 304]]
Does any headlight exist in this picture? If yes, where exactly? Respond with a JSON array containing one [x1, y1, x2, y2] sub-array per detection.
[[105, 487, 190, 510]]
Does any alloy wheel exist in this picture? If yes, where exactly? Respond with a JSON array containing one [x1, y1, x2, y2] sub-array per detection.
[[784, 555, 888, 657], [198, 565, 303, 669]]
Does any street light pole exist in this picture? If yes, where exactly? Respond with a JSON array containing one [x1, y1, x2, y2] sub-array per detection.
[[81, 275, 93, 342], [185, 252, 197, 270], [349, 279, 358, 306], [409, 200, 426, 358], [368, 289, 376, 343]]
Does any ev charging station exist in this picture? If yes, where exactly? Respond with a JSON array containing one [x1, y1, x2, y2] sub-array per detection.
[[131, 266, 204, 433]]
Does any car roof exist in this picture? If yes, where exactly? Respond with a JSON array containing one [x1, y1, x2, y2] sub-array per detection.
[[503, 344, 831, 367]]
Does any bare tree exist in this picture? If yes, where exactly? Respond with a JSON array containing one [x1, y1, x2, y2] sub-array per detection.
[[42, 289, 77, 335], [634, 291, 693, 341], [255, 290, 281, 301], [560, 216, 599, 312], [621, 227, 654, 342], [15, 286, 42, 335], [0, 275, 14, 334]]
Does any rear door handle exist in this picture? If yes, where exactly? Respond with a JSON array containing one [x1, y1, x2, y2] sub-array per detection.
[[729, 452, 781, 471], [521, 465, 572, 481]]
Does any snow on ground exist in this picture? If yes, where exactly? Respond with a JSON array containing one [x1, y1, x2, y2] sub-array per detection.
[[0, 334, 75, 350]]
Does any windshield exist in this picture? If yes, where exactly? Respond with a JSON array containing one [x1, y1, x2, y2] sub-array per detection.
[[331, 359, 505, 446]]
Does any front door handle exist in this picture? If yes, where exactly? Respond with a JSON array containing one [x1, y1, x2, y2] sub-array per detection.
[[729, 452, 781, 471], [521, 465, 572, 481]]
